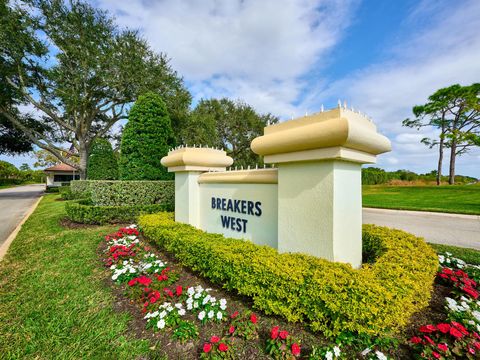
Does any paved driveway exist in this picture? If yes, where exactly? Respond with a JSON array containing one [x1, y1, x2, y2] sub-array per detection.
[[363, 208, 480, 250], [0, 184, 44, 247]]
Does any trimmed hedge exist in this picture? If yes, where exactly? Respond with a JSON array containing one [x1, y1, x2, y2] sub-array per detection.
[[70, 180, 174, 207], [65, 199, 173, 225], [139, 213, 438, 337]]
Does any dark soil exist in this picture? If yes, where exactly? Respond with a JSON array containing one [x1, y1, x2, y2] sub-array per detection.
[[98, 236, 452, 360], [59, 218, 129, 230]]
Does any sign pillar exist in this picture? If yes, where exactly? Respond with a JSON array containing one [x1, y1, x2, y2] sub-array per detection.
[[161, 147, 234, 227], [252, 108, 391, 268]]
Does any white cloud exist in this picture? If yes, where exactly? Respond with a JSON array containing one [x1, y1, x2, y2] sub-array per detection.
[[94, 0, 358, 115], [302, 0, 480, 177]]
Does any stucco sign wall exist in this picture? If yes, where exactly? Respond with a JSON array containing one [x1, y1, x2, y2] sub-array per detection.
[[161, 107, 391, 268]]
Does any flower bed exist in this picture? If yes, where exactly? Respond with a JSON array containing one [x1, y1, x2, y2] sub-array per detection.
[[138, 212, 438, 337], [408, 252, 480, 359]]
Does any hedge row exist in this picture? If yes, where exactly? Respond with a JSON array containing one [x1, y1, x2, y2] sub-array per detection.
[[70, 180, 174, 207], [65, 199, 173, 224], [139, 213, 438, 337]]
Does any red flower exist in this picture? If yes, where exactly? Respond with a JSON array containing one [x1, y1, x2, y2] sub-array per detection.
[[157, 274, 168, 281], [419, 325, 437, 333], [473, 342, 480, 350], [432, 351, 441, 359], [474, 332, 480, 340], [423, 336, 435, 345], [438, 343, 448, 352], [437, 323, 450, 334], [228, 326, 235, 334], [250, 313, 257, 324], [271, 326, 279, 339], [463, 286, 479, 299], [137, 276, 152, 286], [176, 285, 183, 296], [164, 288, 174, 298], [451, 321, 469, 335], [218, 343, 228, 352], [231, 311, 239, 319], [468, 347, 476, 355], [128, 279, 137, 286], [442, 268, 453, 275], [291, 343, 301, 356], [410, 336, 423, 344], [203, 343, 212, 353], [449, 327, 463, 339], [279, 330, 289, 340], [210, 336, 220, 343]]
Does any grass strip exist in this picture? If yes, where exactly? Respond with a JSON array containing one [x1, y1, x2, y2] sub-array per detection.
[[0, 195, 150, 359], [362, 185, 480, 215]]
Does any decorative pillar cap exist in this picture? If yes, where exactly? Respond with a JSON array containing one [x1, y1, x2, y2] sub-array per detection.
[[161, 146, 233, 172], [251, 108, 391, 164]]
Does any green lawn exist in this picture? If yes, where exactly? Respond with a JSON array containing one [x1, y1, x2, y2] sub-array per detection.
[[0, 195, 150, 359], [362, 185, 480, 215]]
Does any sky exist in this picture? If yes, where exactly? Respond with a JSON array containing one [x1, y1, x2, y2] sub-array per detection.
[[2, 0, 480, 177]]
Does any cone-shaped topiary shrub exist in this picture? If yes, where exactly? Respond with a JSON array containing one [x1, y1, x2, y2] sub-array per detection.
[[119, 92, 175, 180], [87, 138, 118, 180]]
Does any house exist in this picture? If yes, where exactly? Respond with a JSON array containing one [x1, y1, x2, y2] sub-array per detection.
[[44, 163, 79, 188]]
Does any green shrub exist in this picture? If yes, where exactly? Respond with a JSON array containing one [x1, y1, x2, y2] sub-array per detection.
[[65, 199, 172, 224], [87, 138, 119, 180], [58, 186, 76, 200], [70, 180, 174, 206], [139, 213, 438, 338], [119, 92, 175, 180], [45, 186, 60, 193]]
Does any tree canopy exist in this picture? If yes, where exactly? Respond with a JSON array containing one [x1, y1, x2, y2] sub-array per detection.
[[0, 0, 191, 178], [403, 83, 479, 184], [181, 98, 278, 168], [119, 92, 175, 180]]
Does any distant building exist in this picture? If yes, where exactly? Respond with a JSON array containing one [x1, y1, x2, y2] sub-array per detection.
[[44, 163, 79, 187]]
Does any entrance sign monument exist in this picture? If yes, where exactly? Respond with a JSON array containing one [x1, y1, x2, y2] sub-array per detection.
[[161, 107, 391, 268]]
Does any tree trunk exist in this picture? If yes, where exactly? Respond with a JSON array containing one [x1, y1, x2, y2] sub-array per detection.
[[78, 141, 88, 180], [437, 139, 443, 185], [437, 123, 445, 186], [448, 141, 456, 185]]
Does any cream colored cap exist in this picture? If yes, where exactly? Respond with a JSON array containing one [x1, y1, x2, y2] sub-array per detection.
[[251, 108, 391, 157], [161, 146, 233, 172]]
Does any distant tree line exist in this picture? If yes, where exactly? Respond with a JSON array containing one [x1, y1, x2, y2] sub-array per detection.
[[0, 160, 45, 186], [362, 167, 477, 186]]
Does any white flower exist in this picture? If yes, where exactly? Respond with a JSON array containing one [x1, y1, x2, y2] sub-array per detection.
[[375, 351, 388, 360], [187, 287, 195, 296], [193, 302, 199, 309], [220, 304, 227, 311], [194, 293, 201, 299], [325, 351, 333, 360], [157, 319, 166, 329], [187, 303, 193, 310], [216, 312, 223, 320], [208, 310, 214, 319], [178, 309, 186, 316], [198, 311, 206, 320], [166, 305, 174, 312], [159, 311, 167, 319], [175, 303, 183, 309], [210, 297, 216, 303], [473, 310, 480, 321], [203, 295, 211, 305], [361, 348, 371, 356], [220, 299, 227, 307], [333, 346, 341, 357]]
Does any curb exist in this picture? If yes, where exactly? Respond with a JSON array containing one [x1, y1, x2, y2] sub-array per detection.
[[0, 195, 43, 261], [363, 207, 480, 220]]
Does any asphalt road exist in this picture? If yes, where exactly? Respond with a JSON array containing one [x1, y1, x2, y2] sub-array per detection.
[[0, 184, 44, 247], [363, 208, 480, 250]]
